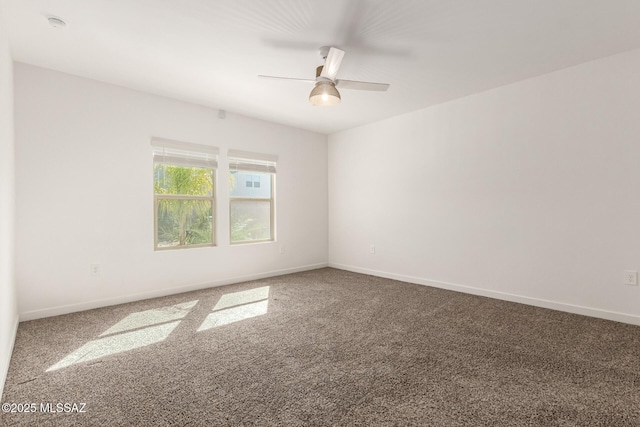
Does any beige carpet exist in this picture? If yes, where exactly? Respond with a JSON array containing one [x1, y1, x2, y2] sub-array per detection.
[[2, 268, 640, 426]]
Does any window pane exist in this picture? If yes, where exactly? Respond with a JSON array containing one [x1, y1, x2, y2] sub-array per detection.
[[229, 172, 271, 198], [154, 164, 213, 196], [230, 200, 271, 242], [157, 199, 213, 247]]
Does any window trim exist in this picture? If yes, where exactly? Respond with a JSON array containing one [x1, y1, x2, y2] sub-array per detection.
[[152, 138, 218, 251], [229, 173, 275, 245], [227, 150, 277, 245]]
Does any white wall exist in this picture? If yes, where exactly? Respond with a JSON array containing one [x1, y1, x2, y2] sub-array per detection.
[[15, 63, 328, 320], [0, 0, 17, 398], [329, 48, 640, 325]]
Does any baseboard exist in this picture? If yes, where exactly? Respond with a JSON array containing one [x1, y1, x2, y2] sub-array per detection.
[[19, 263, 328, 322], [329, 263, 640, 326], [0, 314, 19, 399]]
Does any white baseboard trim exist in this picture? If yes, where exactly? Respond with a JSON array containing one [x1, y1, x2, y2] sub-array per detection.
[[0, 314, 19, 399], [329, 263, 640, 326], [20, 263, 328, 322]]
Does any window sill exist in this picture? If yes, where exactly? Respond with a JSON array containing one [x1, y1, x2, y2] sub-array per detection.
[[154, 243, 217, 251]]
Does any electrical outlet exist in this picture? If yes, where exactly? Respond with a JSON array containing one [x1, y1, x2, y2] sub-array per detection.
[[90, 263, 100, 276], [279, 244, 285, 254], [369, 244, 375, 254], [624, 270, 638, 286]]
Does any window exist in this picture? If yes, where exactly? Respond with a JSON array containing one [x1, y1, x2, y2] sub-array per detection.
[[228, 150, 277, 244], [152, 138, 218, 250], [244, 175, 261, 188]]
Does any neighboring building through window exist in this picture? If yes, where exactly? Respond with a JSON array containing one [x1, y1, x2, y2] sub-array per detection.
[[151, 138, 218, 250], [244, 175, 261, 188], [228, 150, 277, 244]]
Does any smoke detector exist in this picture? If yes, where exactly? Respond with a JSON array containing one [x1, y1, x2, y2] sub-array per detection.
[[47, 16, 67, 29]]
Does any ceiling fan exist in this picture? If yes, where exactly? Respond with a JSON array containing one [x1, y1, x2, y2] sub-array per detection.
[[258, 46, 390, 106]]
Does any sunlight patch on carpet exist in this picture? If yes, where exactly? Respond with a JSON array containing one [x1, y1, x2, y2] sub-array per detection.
[[197, 286, 269, 331], [213, 286, 270, 311], [47, 300, 199, 371], [47, 321, 180, 371], [100, 300, 199, 336]]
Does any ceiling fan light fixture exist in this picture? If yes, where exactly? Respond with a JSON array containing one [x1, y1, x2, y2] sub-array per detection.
[[309, 81, 341, 106]]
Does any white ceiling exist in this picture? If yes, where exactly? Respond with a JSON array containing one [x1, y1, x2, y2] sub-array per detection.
[[5, 0, 640, 134]]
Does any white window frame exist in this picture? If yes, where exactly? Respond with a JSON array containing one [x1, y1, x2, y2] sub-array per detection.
[[152, 138, 218, 251], [228, 150, 277, 245]]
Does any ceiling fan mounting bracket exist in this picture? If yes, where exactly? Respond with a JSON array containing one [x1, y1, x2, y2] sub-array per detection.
[[319, 46, 331, 60]]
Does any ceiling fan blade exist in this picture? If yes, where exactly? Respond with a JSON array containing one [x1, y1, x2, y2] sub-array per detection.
[[320, 47, 345, 81], [258, 75, 316, 83], [336, 79, 390, 92]]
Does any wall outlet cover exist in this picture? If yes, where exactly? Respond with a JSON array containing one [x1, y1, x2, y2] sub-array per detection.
[[624, 270, 638, 286], [90, 263, 100, 276]]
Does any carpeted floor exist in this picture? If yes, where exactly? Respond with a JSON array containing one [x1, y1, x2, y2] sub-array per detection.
[[2, 267, 640, 426]]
